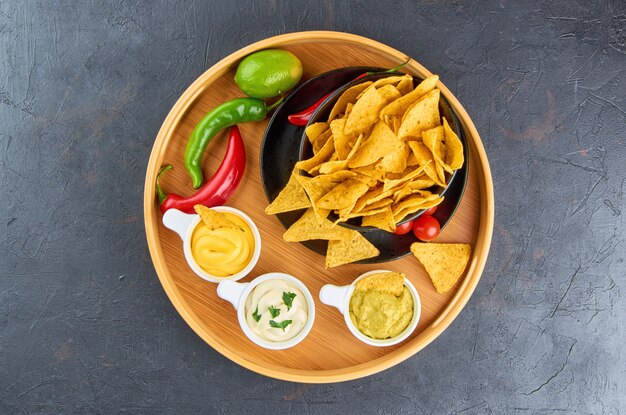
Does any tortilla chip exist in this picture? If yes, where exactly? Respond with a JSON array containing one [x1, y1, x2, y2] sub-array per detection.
[[296, 136, 335, 172], [316, 179, 370, 210], [398, 89, 441, 140], [312, 129, 332, 155], [360, 197, 393, 212], [376, 141, 409, 174], [393, 196, 443, 223], [306, 122, 329, 144], [265, 172, 311, 214], [329, 82, 373, 121], [393, 187, 430, 204], [345, 102, 354, 117], [325, 231, 380, 268], [315, 170, 358, 183], [355, 271, 405, 296], [377, 84, 402, 103], [407, 141, 446, 187], [295, 175, 337, 219], [392, 194, 442, 217], [410, 243, 471, 293], [283, 208, 353, 242], [380, 75, 439, 120], [372, 76, 405, 88], [396, 75, 414, 95], [338, 205, 388, 221], [442, 117, 464, 170], [352, 164, 386, 182], [194, 205, 238, 230], [383, 164, 429, 191], [407, 152, 419, 166], [348, 121, 403, 168], [361, 206, 396, 232], [318, 160, 348, 175], [345, 86, 388, 136], [330, 118, 355, 160], [422, 125, 450, 171]]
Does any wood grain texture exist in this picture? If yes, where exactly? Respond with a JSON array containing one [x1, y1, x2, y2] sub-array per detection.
[[143, 32, 494, 382]]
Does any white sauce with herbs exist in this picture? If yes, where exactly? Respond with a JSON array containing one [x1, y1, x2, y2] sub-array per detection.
[[245, 279, 308, 342]]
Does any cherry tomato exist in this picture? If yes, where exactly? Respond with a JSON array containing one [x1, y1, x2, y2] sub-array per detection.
[[412, 215, 440, 241], [394, 220, 414, 235], [422, 206, 438, 216]]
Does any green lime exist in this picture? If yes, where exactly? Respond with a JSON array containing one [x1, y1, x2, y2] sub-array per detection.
[[235, 49, 303, 99]]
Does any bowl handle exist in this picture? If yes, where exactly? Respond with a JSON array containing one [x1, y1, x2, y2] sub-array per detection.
[[162, 209, 196, 240], [217, 280, 249, 310], [319, 284, 350, 315]]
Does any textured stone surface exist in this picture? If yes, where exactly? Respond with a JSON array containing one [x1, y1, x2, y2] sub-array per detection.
[[1, 1, 625, 413]]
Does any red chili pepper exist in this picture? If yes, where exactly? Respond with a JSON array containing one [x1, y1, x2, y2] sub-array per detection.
[[156, 125, 246, 214], [287, 93, 332, 126], [286, 58, 411, 127]]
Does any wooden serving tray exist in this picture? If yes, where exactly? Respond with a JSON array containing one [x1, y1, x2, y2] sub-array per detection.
[[143, 31, 494, 383]]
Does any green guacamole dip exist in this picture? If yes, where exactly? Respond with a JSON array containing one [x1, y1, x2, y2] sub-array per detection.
[[349, 286, 414, 339]]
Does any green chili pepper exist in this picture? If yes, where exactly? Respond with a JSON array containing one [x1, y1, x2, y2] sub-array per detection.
[[184, 97, 282, 189]]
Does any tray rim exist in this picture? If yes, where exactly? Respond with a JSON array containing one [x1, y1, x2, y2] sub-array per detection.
[[143, 31, 495, 383]]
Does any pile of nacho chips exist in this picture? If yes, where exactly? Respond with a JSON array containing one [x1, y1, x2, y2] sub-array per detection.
[[265, 73, 465, 267]]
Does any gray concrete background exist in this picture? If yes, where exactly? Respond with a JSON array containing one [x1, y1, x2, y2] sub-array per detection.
[[1, 0, 625, 413]]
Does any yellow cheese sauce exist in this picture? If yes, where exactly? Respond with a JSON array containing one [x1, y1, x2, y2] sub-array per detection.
[[191, 213, 254, 277], [245, 280, 308, 343]]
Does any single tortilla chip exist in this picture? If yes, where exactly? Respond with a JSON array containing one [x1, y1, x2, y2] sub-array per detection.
[[377, 84, 402, 103], [345, 86, 388, 136], [194, 205, 239, 230], [330, 118, 355, 160], [398, 89, 441, 140], [265, 172, 311, 214], [395, 75, 414, 95], [355, 271, 405, 296], [361, 206, 396, 232], [283, 208, 353, 242], [442, 117, 464, 170], [318, 160, 348, 175], [329, 82, 373, 121], [306, 122, 329, 144], [316, 179, 370, 210], [410, 243, 471, 293], [325, 231, 380, 268]]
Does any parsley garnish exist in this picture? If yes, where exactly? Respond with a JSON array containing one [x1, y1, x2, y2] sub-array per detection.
[[282, 292, 296, 310], [269, 319, 293, 331], [252, 307, 261, 322], [268, 306, 281, 318]]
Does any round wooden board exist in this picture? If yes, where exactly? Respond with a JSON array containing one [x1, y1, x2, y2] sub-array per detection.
[[144, 31, 494, 383]]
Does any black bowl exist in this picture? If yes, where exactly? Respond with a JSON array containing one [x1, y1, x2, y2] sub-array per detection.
[[298, 72, 467, 232], [260, 67, 468, 263]]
